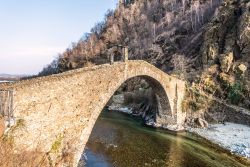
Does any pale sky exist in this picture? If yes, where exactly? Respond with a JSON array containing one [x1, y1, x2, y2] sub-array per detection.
[[0, 0, 118, 75]]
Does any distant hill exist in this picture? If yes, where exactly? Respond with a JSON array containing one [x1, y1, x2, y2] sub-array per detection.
[[0, 74, 26, 81]]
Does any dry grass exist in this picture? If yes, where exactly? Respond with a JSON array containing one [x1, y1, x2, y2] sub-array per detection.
[[0, 138, 75, 167], [182, 85, 211, 112], [0, 118, 48, 167], [84, 61, 95, 67], [0, 139, 49, 167], [0, 120, 75, 167]]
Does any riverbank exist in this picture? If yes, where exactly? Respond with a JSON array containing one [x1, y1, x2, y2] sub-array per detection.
[[108, 104, 250, 160], [188, 122, 250, 159]]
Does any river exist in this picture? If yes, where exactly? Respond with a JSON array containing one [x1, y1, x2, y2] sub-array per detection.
[[82, 110, 249, 167]]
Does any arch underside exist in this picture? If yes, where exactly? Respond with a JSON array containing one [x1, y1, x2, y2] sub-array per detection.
[[117, 75, 173, 119], [77, 75, 174, 166]]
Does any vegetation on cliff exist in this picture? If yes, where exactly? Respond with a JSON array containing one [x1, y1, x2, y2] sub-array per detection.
[[40, 0, 249, 109]]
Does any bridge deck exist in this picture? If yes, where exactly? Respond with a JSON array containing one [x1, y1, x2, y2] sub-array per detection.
[[0, 60, 174, 90]]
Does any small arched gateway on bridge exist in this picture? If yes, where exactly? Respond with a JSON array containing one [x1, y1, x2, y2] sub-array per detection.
[[0, 60, 186, 166]]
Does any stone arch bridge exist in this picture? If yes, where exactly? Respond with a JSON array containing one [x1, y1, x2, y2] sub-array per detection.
[[0, 60, 186, 166]]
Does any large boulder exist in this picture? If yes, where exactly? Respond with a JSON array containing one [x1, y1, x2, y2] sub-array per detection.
[[219, 52, 234, 73], [236, 64, 247, 76], [195, 118, 209, 128]]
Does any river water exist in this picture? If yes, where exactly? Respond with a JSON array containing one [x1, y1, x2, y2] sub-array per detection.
[[82, 110, 249, 167]]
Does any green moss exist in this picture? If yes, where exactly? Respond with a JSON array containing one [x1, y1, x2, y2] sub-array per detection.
[[6, 119, 25, 134], [14, 119, 25, 129], [51, 135, 63, 153], [2, 119, 25, 144]]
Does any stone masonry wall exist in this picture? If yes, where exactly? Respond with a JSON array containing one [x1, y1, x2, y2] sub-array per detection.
[[0, 60, 186, 166]]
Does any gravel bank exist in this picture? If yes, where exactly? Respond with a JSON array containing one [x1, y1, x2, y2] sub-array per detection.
[[188, 122, 250, 159]]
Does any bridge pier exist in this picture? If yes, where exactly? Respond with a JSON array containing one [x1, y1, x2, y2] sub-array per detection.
[[123, 47, 129, 62]]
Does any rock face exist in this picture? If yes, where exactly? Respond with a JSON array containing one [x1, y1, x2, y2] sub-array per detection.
[[208, 44, 219, 61], [219, 52, 234, 73], [198, 0, 250, 108]]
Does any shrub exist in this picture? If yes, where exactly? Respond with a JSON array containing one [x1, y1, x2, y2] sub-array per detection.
[[182, 87, 210, 112], [228, 82, 244, 105]]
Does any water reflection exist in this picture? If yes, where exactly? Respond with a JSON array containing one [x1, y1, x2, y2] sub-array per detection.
[[83, 110, 249, 167], [84, 149, 112, 167]]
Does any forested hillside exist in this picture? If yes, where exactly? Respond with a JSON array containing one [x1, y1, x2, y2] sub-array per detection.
[[40, 0, 250, 109]]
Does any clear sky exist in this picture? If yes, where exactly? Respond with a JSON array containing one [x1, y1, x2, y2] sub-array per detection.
[[0, 0, 118, 75]]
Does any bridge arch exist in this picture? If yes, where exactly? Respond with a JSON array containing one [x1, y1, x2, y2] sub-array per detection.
[[76, 73, 179, 166]]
